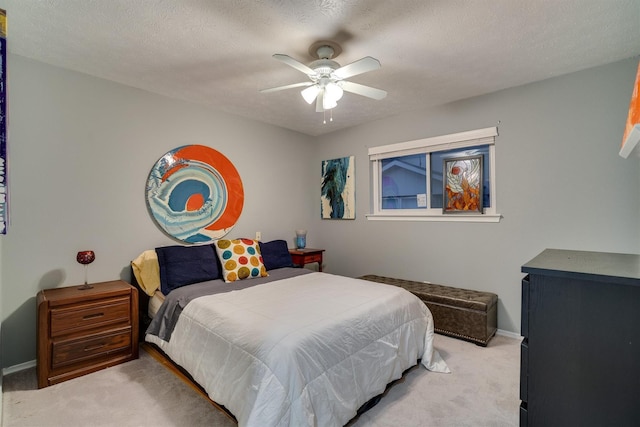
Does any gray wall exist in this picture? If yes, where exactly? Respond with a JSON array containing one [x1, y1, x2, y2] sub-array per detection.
[[0, 55, 315, 368], [312, 57, 640, 334], [1, 54, 638, 368]]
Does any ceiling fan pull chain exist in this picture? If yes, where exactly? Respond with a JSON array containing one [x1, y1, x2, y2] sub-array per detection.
[[330, 109, 333, 122], [323, 110, 327, 124]]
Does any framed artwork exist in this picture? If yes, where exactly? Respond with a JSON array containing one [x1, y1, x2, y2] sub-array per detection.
[[321, 155, 355, 219], [146, 145, 244, 243], [443, 155, 483, 214], [0, 9, 6, 234]]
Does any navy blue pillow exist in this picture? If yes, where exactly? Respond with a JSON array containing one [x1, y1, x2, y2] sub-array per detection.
[[156, 245, 220, 295], [259, 240, 293, 271]]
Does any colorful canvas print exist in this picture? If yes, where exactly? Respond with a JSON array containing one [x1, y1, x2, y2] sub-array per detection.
[[443, 155, 483, 214], [321, 156, 355, 219], [0, 9, 7, 234], [146, 145, 244, 243]]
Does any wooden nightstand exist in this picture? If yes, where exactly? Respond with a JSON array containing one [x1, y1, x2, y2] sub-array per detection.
[[36, 280, 139, 388], [289, 248, 325, 272]]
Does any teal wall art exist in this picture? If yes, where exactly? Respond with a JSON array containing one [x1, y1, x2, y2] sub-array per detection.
[[321, 155, 355, 219]]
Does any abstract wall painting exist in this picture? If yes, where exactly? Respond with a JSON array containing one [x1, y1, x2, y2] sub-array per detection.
[[146, 145, 244, 243], [321, 155, 355, 219], [443, 155, 483, 214], [0, 9, 7, 234]]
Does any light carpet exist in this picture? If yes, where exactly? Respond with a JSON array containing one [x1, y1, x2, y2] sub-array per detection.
[[2, 334, 520, 427]]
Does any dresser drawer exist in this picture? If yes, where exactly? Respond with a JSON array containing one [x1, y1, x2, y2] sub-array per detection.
[[51, 327, 132, 368], [519, 402, 528, 427], [521, 275, 529, 339], [520, 339, 528, 402], [50, 297, 131, 337]]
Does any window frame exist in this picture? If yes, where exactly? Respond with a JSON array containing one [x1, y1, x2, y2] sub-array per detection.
[[368, 127, 501, 223]]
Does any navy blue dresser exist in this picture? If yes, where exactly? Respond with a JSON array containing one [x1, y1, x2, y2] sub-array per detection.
[[521, 249, 640, 426]]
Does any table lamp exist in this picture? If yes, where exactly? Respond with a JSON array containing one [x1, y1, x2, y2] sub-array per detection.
[[76, 250, 95, 290]]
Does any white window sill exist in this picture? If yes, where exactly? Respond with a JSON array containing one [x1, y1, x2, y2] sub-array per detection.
[[366, 213, 502, 223]]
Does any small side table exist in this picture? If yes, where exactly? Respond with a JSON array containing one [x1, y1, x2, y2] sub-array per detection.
[[289, 248, 325, 272]]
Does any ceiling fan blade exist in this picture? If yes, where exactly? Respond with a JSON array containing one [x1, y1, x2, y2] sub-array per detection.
[[316, 90, 325, 112], [332, 56, 381, 79], [260, 82, 312, 93], [273, 54, 315, 76], [340, 81, 387, 100]]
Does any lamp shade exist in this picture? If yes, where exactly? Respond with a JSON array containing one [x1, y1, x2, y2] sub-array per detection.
[[322, 90, 338, 110], [325, 82, 344, 102], [76, 250, 95, 289], [301, 85, 320, 104], [620, 61, 640, 158], [76, 250, 95, 265], [302, 81, 344, 111]]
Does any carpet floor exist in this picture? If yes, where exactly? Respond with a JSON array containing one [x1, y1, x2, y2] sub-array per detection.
[[2, 333, 520, 427]]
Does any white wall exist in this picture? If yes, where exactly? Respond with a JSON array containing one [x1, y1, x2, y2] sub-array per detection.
[[312, 57, 640, 334], [0, 55, 315, 367]]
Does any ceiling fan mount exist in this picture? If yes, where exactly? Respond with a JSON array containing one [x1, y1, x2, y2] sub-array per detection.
[[307, 42, 342, 76], [260, 40, 387, 114], [308, 40, 342, 60]]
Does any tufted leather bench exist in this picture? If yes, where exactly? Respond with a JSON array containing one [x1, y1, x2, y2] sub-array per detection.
[[359, 275, 497, 346]]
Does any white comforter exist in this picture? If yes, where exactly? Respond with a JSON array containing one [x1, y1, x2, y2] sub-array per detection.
[[146, 272, 449, 427]]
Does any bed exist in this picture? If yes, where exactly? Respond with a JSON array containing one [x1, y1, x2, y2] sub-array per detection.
[[133, 239, 449, 427]]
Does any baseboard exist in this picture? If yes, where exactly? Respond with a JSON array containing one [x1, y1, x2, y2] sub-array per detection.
[[2, 359, 36, 376], [1, 360, 37, 425], [496, 329, 522, 340]]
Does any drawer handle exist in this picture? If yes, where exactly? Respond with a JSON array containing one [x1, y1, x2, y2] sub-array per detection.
[[84, 343, 106, 352], [82, 312, 105, 321]]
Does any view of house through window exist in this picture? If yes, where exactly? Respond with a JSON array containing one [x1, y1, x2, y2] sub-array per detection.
[[369, 127, 500, 222], [381, 154, 426, 209]]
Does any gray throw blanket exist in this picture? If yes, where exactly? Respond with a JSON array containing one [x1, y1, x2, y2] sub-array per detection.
[[146, 267, 312, 341]]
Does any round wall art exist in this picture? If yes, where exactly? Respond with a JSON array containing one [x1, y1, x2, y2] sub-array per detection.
[[146, 145, 244, 243]]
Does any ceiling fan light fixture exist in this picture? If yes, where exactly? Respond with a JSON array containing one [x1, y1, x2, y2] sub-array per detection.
[[322, 90, 338, 110], [325, 82, 344, 102], [263, 41, 385, 116], [301, 85, 320, 104]]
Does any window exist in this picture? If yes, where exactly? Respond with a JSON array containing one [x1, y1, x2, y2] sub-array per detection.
[[368, 127, 501, 222]]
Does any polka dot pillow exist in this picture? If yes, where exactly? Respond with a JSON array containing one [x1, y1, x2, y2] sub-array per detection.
[[214, 238, 268, 283]]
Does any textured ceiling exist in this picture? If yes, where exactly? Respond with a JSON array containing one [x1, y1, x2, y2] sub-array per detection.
[[3, 0, 640, 136]]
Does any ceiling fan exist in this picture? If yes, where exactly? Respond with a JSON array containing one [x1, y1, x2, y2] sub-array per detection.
[[260, 41, 387, 113]]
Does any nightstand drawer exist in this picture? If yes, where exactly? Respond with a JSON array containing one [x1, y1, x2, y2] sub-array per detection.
[[289, 249, 325, 272], [52, 327, 132, 368], [304, 254, 322, 263], [50, 297, 131, 337]]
